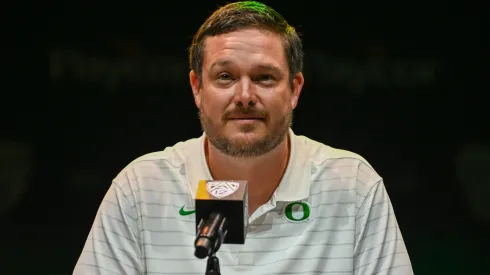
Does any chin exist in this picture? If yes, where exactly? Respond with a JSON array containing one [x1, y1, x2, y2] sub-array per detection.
[[226, 123, 265, 135], [222, 127, 263, 143], [229, 130, 264, 141]]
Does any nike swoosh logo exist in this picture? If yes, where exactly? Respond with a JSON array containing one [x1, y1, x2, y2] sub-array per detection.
[[179, 206, 196, 216]]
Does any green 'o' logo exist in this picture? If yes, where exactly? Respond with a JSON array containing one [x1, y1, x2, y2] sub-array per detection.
[[284, 201, 311, 223]]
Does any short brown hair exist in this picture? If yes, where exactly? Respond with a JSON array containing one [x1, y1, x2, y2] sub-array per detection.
[[188, 1, 303, 84]]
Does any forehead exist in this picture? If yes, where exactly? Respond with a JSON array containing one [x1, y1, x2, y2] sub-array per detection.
[[202, 29, 287, 71]]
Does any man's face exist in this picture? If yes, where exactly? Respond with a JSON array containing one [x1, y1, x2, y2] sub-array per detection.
[[190, 28, 304, 158]]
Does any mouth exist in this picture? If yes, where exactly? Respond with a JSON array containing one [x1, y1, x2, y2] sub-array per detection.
[[228, 117, 264, 121], [227, 116, 266, 125], [226, 111, 267, 122]]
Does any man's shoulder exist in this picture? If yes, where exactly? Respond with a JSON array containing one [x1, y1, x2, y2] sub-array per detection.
[[297, 134, 382, 188], [132, 137, 200, 166], [113, 136, 201, 184]]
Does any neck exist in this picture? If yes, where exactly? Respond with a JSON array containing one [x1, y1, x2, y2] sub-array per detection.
[[205, 135, 290, 215]]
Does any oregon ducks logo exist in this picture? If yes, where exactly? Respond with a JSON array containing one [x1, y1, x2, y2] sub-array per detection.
[[284, 201, 311, 223]]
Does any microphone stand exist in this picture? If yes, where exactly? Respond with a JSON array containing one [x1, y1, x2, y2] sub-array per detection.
[[205, 252, 221, 275], [194, 213, 228, 275]]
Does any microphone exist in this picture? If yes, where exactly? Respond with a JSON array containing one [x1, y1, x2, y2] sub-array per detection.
[[194, 180, 249, 259]]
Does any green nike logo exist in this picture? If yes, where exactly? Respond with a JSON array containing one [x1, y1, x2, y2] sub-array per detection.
[[179, 206, 196, 216]]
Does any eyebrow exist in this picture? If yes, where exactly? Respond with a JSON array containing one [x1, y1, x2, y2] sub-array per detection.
[[256, 64, 284, 77], [209, 59, 233, 71], [209, 59, 284, 77]]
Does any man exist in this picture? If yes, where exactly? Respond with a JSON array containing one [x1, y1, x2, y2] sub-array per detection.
[[74, 1, 413, 274]]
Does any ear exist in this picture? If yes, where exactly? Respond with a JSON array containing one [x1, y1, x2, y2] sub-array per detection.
[[189, 70, 201, 108], [290, 72, 304, 110]]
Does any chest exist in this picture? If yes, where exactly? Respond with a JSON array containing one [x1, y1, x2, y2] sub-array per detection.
[[139, 194, 357, 274]]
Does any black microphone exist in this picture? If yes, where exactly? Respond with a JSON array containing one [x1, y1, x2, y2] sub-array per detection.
[[194, 180, 249, 259]]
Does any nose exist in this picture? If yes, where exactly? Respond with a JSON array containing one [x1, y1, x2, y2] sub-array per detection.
[[233, 79, 257, 107]]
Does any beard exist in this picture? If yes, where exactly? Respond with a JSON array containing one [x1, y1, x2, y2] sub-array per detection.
[[199, 107, 292, 158]]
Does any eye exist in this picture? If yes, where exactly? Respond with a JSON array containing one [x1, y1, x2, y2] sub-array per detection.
[[260, 74, 272, 81], [255, 74, 276, 85], [217, 73, 233, 82]]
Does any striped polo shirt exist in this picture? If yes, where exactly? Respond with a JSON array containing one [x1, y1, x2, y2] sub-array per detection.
[[73, 129, 413, 274]]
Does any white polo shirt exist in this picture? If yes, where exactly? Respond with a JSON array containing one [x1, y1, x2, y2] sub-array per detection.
[[74, 129, 413, 275]]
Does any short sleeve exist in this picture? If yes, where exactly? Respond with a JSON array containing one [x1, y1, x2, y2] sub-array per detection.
[[354, 180, 414, 275], [73, 182, 143, 275]]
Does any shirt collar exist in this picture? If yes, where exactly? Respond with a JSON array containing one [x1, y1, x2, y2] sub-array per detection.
[[185, 128, 311, 202]]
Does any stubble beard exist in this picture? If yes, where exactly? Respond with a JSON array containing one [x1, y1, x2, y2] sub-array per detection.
[[199, 110, 293, 159]]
